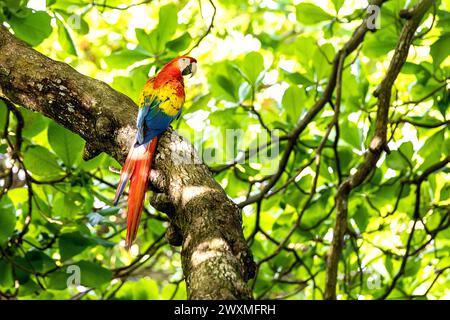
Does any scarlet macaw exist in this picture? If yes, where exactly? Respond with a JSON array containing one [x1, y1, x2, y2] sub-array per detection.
[[114, 56, 197, 249]]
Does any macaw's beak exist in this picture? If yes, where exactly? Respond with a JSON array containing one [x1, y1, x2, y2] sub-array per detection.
[[190, 62, 197, 78], [182, 62, 197, 78]]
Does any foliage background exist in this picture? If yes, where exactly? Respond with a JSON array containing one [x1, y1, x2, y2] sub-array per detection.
[[0, 0, 449, 299]]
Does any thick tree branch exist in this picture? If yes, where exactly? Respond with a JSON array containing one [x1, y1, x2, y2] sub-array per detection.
[[324, 0, 434, 300], [0, 25, 255, 300], [150, 129, 255, 299]]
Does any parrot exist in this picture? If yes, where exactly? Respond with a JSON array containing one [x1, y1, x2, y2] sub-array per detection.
[[113, 56, 197, 249]]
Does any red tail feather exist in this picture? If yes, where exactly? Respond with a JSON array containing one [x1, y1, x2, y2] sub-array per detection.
[[114, 137, 158, 250]]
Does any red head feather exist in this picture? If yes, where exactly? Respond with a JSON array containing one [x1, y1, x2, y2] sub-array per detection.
[[159, 56, 197, 76], [154, 56, 197, 90]]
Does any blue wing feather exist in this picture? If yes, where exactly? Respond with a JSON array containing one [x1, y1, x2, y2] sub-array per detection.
[[142, 107, 180, 144], [136, 97, 160, 145], [135, 98, 182, 146], [136, 107, 148, 145]]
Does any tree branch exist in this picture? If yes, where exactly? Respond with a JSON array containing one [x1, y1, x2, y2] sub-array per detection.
[[238, 0, 389, 208], [324, 0, 435, 300]]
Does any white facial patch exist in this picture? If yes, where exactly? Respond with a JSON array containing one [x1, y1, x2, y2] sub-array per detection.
[[177, 58, 190, 72]]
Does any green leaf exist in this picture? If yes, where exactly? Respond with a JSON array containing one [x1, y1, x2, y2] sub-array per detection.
[[386, 150, 408, 171], [4, 0, 31, 17], [9, 11, 52, 46], [216, 75, 238, 101], [135, 28, 153, 54], [21, 108, 48, 138], [54, 9, 89, 35], [144, 4, 178, 54], [132, 278, 160, 299], [437, 9, 450, 30], [437, 90, 449, 118], [340, 121, 361, 150], [440, 183, 450, 202], [296, 3, 334, 25], [239, 52, 265, 86], [157, 4, 178, 47], [46, 0, 82, 11], [430, 33, 450, 68], [238, 82, 252, 102], [405, 257, 421, 277], [48, 122, 84, 168], [282, 86, 305, 123], [47, 270, 69, 290], [418, 129, 445, 166], [353, 204, 369, 232], [75, 260, 112, 288], [72, 16, 90, 35], [0, 197, 16, 244], [147, 29, 163, 55], [314, 43, 334, 80], [97, 207, 120, 216], [25, 250, 56, 273], [111, 76, 134, 99], [46, 0, 57, 7], [209, 108, 243, 130], [17, 279, 41, 295], [14, 257, 31, 284], [117, 278, 159, 299], [281, 69, 315, 87], [90, 236, 116, 248], [337, 147, 356, 172], [0, 261, 14, 288], [59, 231, 94, 261], [79, 153, 106, 171], [402, 62, 431, 80], [56, 18, 77, 56], [362, 25, 398, 58], [385, 255, 394, 275], [8, 8, 32, 20], [332, 0, 345, 13], [23, 145, 64, 177], [399, 141, 414, 159], [167, 32, 192, 52], [105, 49, 150, 68], [54, 191, 86, 217]]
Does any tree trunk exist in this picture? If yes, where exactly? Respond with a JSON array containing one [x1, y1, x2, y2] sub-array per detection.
[[0, 26, 255, 299]]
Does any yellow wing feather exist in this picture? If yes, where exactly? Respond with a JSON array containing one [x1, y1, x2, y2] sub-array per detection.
[[139, 79, 184, 117]]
